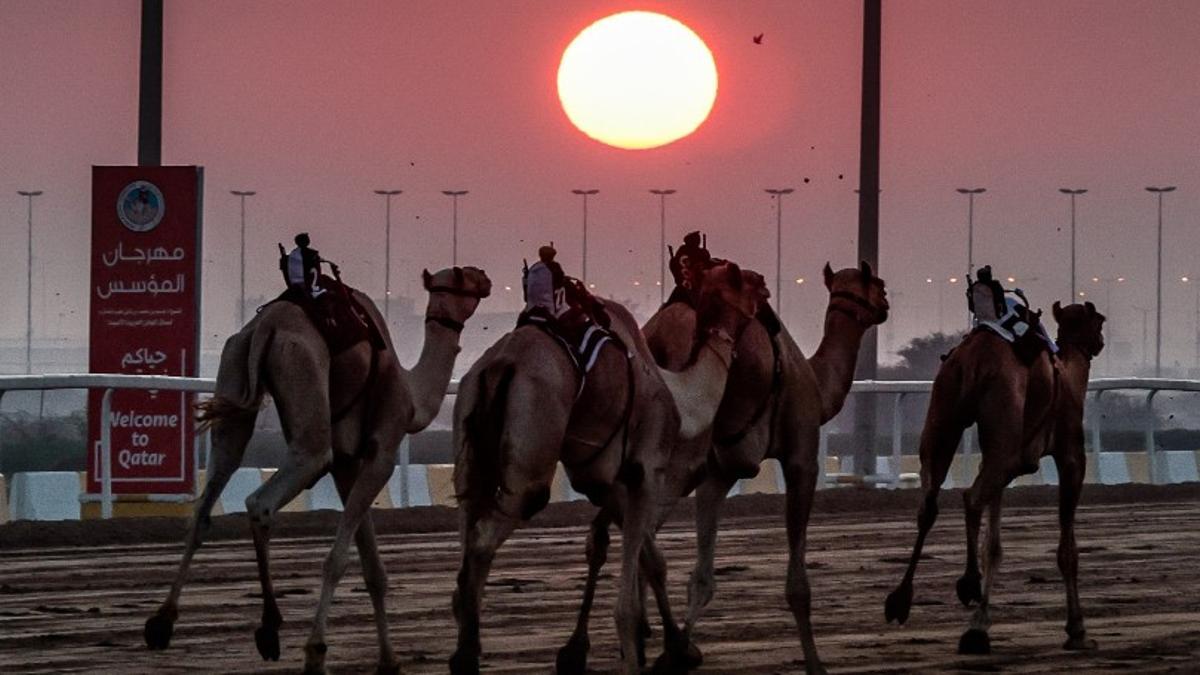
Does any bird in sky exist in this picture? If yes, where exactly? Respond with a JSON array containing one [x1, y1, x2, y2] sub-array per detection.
[[752, 33, 763, 44]]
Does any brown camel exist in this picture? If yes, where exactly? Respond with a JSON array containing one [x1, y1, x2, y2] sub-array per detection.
[[143, 267, 492, 674], [555, 262, 890, 675], [449, 262, 760, 675], [884, 301, 1105, 655]]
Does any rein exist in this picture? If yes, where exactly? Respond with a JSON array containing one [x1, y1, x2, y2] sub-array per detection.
[[426, 315, 466, 332], [828, 290, 885, 325]]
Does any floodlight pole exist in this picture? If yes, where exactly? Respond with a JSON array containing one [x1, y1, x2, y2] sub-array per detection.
[[374, 189, 402, 323], [1146, 185, 1176, 376], [572, 189, 599, 283], [17, 190, 43, 374], [650, 189, 676, 303]]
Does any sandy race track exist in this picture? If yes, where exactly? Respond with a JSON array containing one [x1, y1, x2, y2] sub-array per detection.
[[1, 485, 1198, 674]]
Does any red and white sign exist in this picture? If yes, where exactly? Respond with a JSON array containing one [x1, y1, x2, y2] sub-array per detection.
[[88, 166, 203, 495]]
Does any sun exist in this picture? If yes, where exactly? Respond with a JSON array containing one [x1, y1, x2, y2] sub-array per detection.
[[557, 11, 718, 150]]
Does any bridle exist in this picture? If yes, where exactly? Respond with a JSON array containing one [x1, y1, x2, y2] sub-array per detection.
[[424, 268, 490, 333], [828, 289, 887, 325]]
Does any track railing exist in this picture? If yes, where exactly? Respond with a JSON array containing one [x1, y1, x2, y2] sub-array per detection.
[[2, 374, 1198, 518]]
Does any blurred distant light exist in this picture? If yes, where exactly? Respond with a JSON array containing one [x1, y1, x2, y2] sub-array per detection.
[[633, 280, 641, 286], [1006, 277, 1015, 283], [1078, 291, 1086, 297], [795, 277, 805, 284], [1117, 277, 1126, 282], [949, 277, 959, 284], [504, 285, 512, 291], [589, 283, 596, 289], [655, 280, 662, 286], [1091, 277, 1100, 283], [925, 278, 933, 283], [1182, 276, 1191, 283]]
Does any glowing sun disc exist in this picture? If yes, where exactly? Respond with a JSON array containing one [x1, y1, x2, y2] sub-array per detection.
[[557, 11, 718, 150]]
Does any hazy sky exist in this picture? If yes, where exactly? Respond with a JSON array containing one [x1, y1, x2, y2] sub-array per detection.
[[2, 0, 1199, 373]]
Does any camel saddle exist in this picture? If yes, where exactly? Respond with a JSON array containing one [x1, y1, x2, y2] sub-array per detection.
[[518, 277, 619, 377], [967, 266, 1056, 366], [267, 274, 386, 356]]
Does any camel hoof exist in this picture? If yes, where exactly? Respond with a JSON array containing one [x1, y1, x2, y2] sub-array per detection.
[[254, 624, 281, 661], [143, 613, 174, 650], [958, 628, 991, 655], [884, 584, 913, 624], [448, 649, 479, 675], [651, 640, 702, 674], [555, 636, 589, 675], [1063, 634, 1098, 651], [956, 572, 982, 607], [302, 641, 328, 674]]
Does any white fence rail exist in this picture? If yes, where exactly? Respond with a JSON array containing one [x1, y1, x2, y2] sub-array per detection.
[[1, 374, 1198, 519]]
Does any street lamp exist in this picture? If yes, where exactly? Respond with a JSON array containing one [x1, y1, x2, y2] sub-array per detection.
[[765, 188, 795, 315], [442, 190, 468, 267], [230, 190, 256, 327], [1058, 188, 1087, 301], [374, 189, 402, 323], [1146, 185, 1176, 376], [17, 190, 42, 374], [650, 188, 676, 303], [572, 189, 599, 282]]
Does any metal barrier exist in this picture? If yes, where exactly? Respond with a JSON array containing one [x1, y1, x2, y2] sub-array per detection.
[[2, 374, 1199, 519]]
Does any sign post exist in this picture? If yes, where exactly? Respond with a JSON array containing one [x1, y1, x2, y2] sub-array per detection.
[[87, 166, 203, 505]]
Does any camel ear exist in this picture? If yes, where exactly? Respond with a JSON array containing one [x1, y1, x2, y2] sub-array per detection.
[[1084, 301, 1096, 314], [1052, 300, 1063, 321], [860, 260, 874, 282], [422, 269, 432, 290], [823, 262, 835, 289], [727, 262, 743, 290]]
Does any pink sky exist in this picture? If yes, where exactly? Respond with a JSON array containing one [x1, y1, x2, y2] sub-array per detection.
[[2, 0, 1199, 373]]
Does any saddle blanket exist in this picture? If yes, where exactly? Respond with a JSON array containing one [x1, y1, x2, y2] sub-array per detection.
[[519, 312, 615, 375]]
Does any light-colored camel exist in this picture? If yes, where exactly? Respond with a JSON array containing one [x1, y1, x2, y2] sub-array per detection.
[[143, 267, 492, 674], [449, 262, 760, 675], [885, 301, 1105, 655], [556, 262, 890, 675]]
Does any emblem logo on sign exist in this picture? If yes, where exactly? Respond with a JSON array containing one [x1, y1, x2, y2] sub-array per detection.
[[116, 180, 166, 232]]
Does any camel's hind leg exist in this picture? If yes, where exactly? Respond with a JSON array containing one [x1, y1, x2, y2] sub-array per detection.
[[449, 507, 520, 675], [556, 509, 613, 675], [886, 371, 968, 625], [1055, 449, 1097, 650], [780, 436, 826, 675], [683, 469, 737, 640], [303, 442, 399, 675], [959, 495, 1006, 654], [144, 406, 256, 650]]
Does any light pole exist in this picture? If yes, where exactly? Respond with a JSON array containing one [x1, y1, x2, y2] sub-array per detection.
[[650, 189, 676, 303], [572, 189, 599, 283], [1146, 185, 1176, 376], [1058, 188, 1087, 301], [1181, 276, 1200, 371], [926, 276, 961, 333], [230, 190, 256, 327], [442, 190, 468, 267], [374, 189, 402, 323], [765, 188, 795, 315], [17, 190, 43, 374], [956, 187, 986, 279], [1132, 306, 1151, 371], [1089, 275, 1126, 316]]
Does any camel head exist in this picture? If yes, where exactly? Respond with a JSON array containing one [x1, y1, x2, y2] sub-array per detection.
[[421, 266, 493, 330], [822, 260, 890, 326], [1053, 300, 1106, 359], [694, 261, 761, 343]]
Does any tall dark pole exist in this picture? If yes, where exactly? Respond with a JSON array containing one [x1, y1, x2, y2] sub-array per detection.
[[375, 189, 402, 323], [230, 190, 255, 327], [572, 189, 599, 283], [1059, 188, 1087, 301], [17, 190, 42, 374], [853, 0, 882, 476], [765, 188, 795, 316], [1146, 186, 1176, 376], [138, 0, 163, 166], [442, 190, 468, 267], [650, 189, 675, 303]]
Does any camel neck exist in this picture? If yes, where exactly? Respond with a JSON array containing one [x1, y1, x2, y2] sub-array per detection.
[[809, 308, 868, 424], [659, 332, 736, 440], [406, 318, 463, 433], [1056, 343, 1093, 393]]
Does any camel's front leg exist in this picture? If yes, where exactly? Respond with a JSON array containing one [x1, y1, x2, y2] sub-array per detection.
[[1055, 451, 1097, 651], [556, 509, 612, 675], [615, 465, 655, 675], [145, 410, 255, 650], [960, 495, 1005, 654], [683, 470, 736, 640], [957, 488, 985, 607], [782, 456, 825, 675], [450, 508, 519, 675], [329, 454, 400, 673]]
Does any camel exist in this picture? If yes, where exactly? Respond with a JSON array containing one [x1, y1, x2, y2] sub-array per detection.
[[884, 301, 1105, 655], [449, 262, 760, 675], [143, 266, 492, 674], [556, 261, 890, 675]]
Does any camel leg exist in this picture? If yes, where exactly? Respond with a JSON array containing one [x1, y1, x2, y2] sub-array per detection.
[[449, 508, 520, 675], [145, 410, 256, 649], [615, 469, 655, 675], [959, 493, 1006, 654], [1055, 451, 1097, 650], [303, 446, 397, 675], [643, 531, 701, 673], [781, 454, 826, 675], [885, 381, 966, 624], [683, 470, 737, 641], [556, 509, 613, 675]]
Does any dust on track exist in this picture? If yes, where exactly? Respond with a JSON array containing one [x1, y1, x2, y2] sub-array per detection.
[[1, 483, 1198, 673]]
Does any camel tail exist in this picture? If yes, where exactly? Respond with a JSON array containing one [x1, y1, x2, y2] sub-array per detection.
[[195, 324, 273, 434], [453, 359, 515, 517]]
